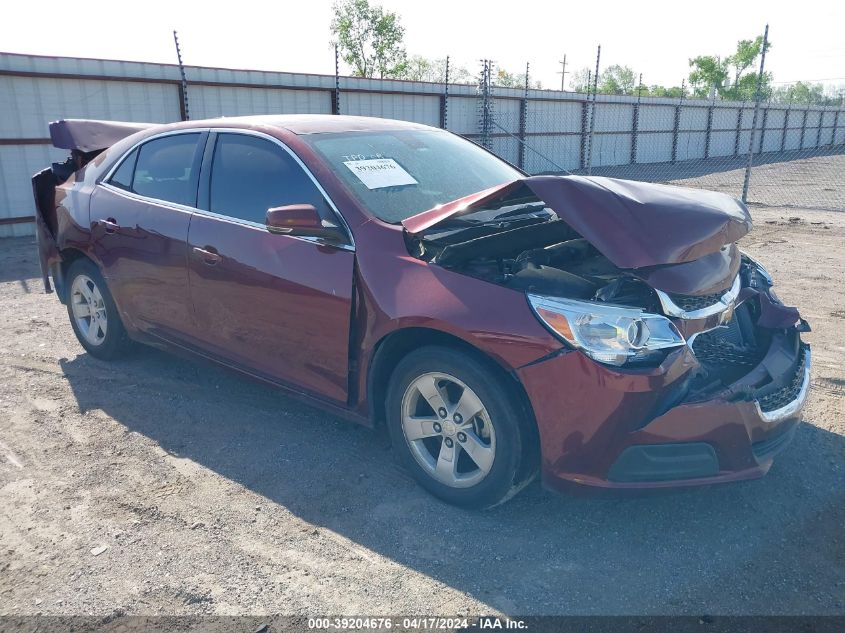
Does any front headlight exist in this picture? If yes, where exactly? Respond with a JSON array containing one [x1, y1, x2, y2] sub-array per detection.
[[527, 294, 686, 366]]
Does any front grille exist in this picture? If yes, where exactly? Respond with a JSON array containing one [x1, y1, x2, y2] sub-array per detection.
[[691, 326, 761, 368], [667, 289, 727, 312], [757, 346, 809, 413]]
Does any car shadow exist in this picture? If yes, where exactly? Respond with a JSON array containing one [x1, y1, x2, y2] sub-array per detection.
[[57, 346, 845, 615]]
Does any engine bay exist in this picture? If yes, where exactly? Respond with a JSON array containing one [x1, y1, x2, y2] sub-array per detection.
[[406, 208, 663, 313]]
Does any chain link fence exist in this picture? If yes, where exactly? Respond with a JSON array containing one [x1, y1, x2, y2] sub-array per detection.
[[1, 49, 842, 238], [476, 66, 845, 213]]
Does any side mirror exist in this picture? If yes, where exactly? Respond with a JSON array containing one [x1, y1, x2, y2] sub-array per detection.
[[266, 204, 346, 243]]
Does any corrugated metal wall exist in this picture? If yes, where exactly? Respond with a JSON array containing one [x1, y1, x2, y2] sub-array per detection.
[[2, 52, 844, 238]]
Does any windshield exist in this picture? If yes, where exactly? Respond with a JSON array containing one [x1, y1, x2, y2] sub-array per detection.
[[303, 129, 522, 223]]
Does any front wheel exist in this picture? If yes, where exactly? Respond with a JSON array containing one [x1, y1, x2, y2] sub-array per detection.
[[65, 258, 131, 360], [386, 346, 533, 509]]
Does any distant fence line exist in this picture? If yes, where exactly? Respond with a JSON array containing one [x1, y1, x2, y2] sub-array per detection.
[[1, 52, 843, 237]]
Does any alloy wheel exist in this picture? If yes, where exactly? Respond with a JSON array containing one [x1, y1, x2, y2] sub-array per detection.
[[400, 372, 496, 488], [70, 274, 108, 346]]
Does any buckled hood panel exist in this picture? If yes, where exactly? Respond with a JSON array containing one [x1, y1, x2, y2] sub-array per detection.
[[402, 175, 753, 271]]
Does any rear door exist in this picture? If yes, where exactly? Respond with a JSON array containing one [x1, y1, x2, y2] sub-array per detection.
[[186, 131, 355, 403], [91, 131, 206, 337]]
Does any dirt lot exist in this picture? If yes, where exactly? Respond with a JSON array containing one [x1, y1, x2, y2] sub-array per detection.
[[589, 150, 845, 212], [0, 207, 843, 618]]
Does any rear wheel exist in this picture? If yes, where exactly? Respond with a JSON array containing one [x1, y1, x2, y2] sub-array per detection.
[[66, 258, 130, 360], [386, 346, 531, 509]]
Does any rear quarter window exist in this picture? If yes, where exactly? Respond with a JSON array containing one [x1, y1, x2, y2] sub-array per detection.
[[123, 134, 202, 207], [108, 148, 138, 191]]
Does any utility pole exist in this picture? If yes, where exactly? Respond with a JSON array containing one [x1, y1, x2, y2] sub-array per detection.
[[557, 54, 568, 91]]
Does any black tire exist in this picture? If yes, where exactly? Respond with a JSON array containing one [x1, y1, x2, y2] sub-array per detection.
[[386, 345, 533, 509], [65, 258, 131, 360]]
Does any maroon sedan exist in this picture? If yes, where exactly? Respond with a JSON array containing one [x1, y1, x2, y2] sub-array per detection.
[[32, 115, 810, 508]]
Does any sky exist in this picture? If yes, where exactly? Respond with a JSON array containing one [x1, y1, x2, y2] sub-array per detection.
[[1, 0, 843, 91]]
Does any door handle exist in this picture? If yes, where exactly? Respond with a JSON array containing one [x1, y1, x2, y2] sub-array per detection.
[[192, 246, 221, 265], [99, 218, 119, 234]]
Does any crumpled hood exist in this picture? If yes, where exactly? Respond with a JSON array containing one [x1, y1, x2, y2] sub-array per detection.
[[402, 175, 753, 270]]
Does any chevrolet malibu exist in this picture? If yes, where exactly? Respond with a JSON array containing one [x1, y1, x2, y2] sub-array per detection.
[[32, 115, 811, 508]]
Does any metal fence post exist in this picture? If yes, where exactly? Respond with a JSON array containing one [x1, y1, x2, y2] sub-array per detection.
[[440, 55, 450, 129], [332, 45, 341, 115], [671, 81, 685, 163], [799, 108, 808, 149], [518, 62, 529, 170], [173, 31, 189, 121], [585, 45, 601, 175], [741, 24, 769, 203], [631, 73, 642, 164], [733, 104, 744, 156], [781, 102, 790, 152], [478, 60, 495, 150], [758, 105, 769, 154], [579, 71, 590, 170], [816, 106, 824, 148], [833, 104, 842, 148], [704, 102, 715, 159]]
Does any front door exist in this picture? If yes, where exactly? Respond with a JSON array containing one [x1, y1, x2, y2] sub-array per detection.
[[187, 132, 355, 404]]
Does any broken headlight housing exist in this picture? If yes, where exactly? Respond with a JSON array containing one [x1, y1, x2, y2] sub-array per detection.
[[527, 294, 686, 366]]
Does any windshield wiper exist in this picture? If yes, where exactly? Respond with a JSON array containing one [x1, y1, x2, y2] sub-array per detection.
[[461, 201, 552, 224]]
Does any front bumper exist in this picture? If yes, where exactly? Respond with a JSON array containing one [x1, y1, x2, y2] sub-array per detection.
[[517, 325, 810, 492]]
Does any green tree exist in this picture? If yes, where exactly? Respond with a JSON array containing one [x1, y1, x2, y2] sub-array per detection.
[[404, 55, 434, 82], [330, 0, 407, 78], [642, 84, 685, 98], [598, 65, 637, 95], [403, 56, 473, 84], [569, 67, 593, 93], [688, 55, 728, 98], [685, 36, 772, 101], [722, 36, 772, 100], [771, 81, 827, 105], [495, 67, 542, 89]]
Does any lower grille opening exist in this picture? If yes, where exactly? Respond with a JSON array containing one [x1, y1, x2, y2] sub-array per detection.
[[756, 345, 808, 413], [690, 303, 768, 390]]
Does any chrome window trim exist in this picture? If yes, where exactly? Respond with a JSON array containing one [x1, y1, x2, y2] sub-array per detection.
[[98, 182, 354, 252], [655, 274, 742, 320], [98, 126, 356, 251], [101, 128, 209, 183], [190, 207, 355, 252], [98, 181, 196, 215], [207, 127, 355, 250], [755, 348, 811, 424]]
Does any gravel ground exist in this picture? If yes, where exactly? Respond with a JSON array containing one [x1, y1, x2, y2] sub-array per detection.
[[0, 207, 843, 618], [585, 150, 845, 212]]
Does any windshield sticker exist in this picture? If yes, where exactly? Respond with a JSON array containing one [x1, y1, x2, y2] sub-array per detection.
[[343, 158, 418, 190]]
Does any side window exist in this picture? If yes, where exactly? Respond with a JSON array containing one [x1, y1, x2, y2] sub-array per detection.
[[209, 133, 333, 225], [108, 148, 138, 191], [131, 134, 201, 206]]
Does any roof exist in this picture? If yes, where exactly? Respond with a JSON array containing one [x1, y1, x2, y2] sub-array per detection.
[[48, 115, 434, 152], [183, 114, 434, 135]]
